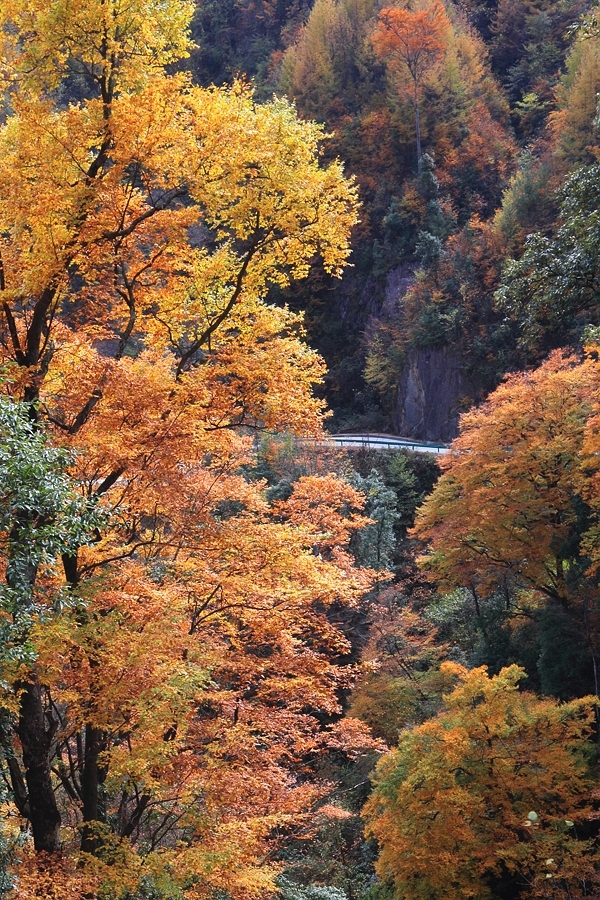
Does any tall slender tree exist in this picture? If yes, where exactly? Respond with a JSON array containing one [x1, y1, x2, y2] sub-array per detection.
[[373, 1, 449, 173]]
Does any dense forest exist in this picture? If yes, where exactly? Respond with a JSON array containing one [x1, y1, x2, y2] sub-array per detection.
[[0, 0, 599, 897]]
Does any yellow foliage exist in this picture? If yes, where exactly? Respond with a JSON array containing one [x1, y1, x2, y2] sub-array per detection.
[[0, 0, 367, 894], [413, 349, 600, 605], [551, 31, 600, 164], [364, 664, 599, 900]]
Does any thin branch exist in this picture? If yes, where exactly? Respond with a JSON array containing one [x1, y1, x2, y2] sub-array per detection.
[[175, 241, 261, 379], [102, 188, 186, 240], [2, 302, 26, 365]]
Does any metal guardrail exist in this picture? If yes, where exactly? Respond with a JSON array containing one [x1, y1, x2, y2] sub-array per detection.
[[326, 434, 450, 455]]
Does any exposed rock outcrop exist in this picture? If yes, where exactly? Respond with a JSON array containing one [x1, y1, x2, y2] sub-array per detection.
[[394, 346, 476, 442]]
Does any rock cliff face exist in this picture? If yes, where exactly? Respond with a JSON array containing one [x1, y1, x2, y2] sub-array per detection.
[[394, 346, 476, 442]]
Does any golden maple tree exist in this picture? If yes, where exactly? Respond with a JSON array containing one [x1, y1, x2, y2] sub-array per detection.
[[364, 663, 599, 900], [0, 0, 374, 896], [412, 349, 600, 708], [413, 348, 600, 599]]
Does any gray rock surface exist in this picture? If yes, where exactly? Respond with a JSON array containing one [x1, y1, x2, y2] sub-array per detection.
[[394, 346, 475, 442]]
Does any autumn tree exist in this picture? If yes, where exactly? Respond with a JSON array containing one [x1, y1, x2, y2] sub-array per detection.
[[279, 0, 377, 121], [0, 0, 372, 894], [550, 26, 600, 165], [412, 349, 600, 696], [373, 1, 450, 173], [350, 588, 447, 744], [364, 663, 599, 900], [0, 396, 103, 856]]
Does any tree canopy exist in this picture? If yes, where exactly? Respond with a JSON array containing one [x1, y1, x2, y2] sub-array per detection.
[[0, 0, 371, 894], [3, 0, 600, 897], [496, 164, 600, 351], [413, 349, 600, 606], [364, 663, 599, 900]]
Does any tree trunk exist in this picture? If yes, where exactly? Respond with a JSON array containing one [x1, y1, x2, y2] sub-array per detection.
[[15, 676, 61, 852], [80, 724, 107, 853], [9, 513, 61, 853], [414, 80, 422, 174]]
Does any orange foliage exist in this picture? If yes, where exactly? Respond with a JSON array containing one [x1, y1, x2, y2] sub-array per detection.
[[373, 1, 450, 169], [0, 1, 372, 894], [413, 348, 600, 607], [8, 851, 100, 900], [373, 2, 450, 90], [364, 663, 599, 900], [436, 101, 515, 213], [273, 473, 373, 553]]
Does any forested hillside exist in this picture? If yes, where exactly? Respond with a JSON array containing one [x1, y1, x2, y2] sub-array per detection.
[[0, 0, 599, 898], [190, 0, 600, 437]]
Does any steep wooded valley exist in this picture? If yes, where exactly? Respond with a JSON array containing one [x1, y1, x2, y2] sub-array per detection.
[[0, 0, 599, 897]]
